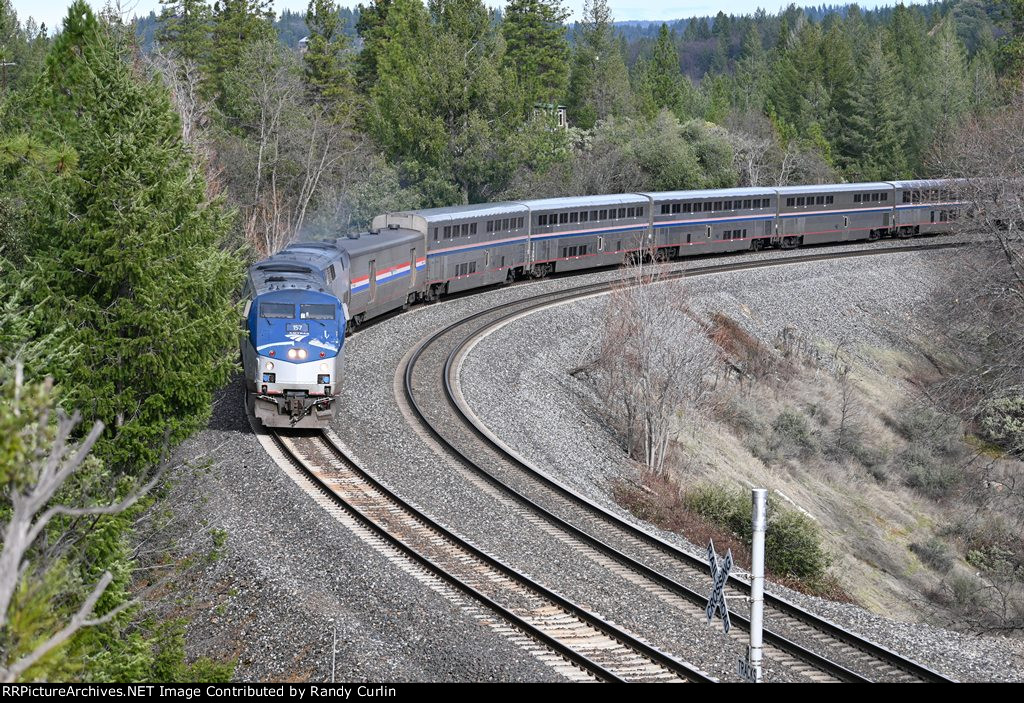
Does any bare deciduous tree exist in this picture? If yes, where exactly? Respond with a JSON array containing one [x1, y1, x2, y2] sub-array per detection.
[[0, 366, 160, 682], [587, 263, 716, 474]]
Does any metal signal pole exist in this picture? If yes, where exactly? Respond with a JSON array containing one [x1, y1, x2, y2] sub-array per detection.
[[749, 488, 767, 683]]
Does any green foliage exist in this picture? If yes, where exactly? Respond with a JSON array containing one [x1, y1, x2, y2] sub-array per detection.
[[979, 392, 1024, 454], [683, 483, 833, 584], [895, 446, 962, 499], [365, 0, 525, 203], [206, 0, 276, 109], [157, 0, 212, 65], [910, 536, 955, 572], [7, 1, 242, 473], [304, 0, 356, 112], [566, 0, 633, 129], [501, 0, 570, 106], [770, 407, 818, 458]]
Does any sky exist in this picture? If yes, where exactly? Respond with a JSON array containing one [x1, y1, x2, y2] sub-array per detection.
[[13, 0, 897, 34]]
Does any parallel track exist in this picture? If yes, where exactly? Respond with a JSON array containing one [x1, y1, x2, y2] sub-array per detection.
[[269, 429, 715, 683], [400, 243, 959, 683]]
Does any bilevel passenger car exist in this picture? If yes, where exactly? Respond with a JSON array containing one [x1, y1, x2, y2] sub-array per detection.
[[245, 178, 963, 428]]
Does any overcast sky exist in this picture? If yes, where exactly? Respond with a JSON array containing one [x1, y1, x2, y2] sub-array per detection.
[[14, 0, 896, 34]]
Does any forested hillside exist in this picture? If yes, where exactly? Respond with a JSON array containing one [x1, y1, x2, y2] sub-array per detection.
[[2, 0, 1024, 682]]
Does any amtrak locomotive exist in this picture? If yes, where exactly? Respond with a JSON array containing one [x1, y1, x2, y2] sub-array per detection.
[[244, 178, 962, 428]]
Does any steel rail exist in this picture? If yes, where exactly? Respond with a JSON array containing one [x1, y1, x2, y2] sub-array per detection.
[[271, 429, 716, 683], [403, 243, 960, 682]]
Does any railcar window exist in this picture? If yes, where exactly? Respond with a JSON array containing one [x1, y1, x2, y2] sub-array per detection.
[[826, 196, 833, 204], [580, 211, 589, 222], [815, 196, 823, 205], [854, 194, 861, 203], [559, 213, 568, 224], [504, 218, 511, 229], [703, 202, 712, 212], [471, 223, 477, 235], [797, 197, 805, 206], [786, 198, 794, 207], [590, 210, 599, 220], [433, 227, 439, 240], [684, 203, 692, 213], [880, 193, 888, 201], [488, 220, 495, 232], [570, 212, 579, 223], [661, 204, 670, 215], [618, 208, 626, 218], [300, 304, 335, 320], [871, 193, 880, 202], [638, 206, 644, 217], [260, 302, 294, 318], [600, 209, 608, 219], [469, 262, 476, 274]]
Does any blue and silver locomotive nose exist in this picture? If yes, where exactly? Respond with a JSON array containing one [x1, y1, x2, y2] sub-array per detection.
[[243, 289, 344, 428]]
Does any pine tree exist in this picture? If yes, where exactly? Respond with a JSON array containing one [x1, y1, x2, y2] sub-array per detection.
[[836, 37, 907, 179], [354, 0, 393, 92], [206, 0, 275, 107], [566, 0, 633, 129], [156, 0, 212, 65], [501, 0, 569, 107], [16, 1, 241, 471], [303, 0, 355, 110]]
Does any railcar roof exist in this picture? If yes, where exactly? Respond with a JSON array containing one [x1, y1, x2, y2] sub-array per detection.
[[336, 228, 422, 256], [396, 202, 529, 222], [643, 187, 776, 201], [887, 179, 957, 188], [521, 193, 649, 210], [775, 182, 894, 194]]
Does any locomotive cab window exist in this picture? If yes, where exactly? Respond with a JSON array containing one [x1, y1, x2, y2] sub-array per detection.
[[300, 304, 335, 320], [260, 302, 294, 318]]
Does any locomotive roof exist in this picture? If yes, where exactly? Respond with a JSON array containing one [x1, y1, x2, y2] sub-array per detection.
[[247, 240, 340, 296], [521, 193, 649, 210], [643, 187, 776, 201]]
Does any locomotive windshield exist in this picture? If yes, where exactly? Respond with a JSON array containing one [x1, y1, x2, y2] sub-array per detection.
[[300, 304, 336, 320], [260, 302, 294, 318]]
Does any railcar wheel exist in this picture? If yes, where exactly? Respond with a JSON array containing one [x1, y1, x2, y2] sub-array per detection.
[[503, 269, 514, 286], [530, 263, 550, 279]]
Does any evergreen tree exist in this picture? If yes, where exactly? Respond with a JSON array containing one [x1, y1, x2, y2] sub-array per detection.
[[367, 0, 520, 203], [354, 0, 392, 92], [566, 0, 633, 129], [206, 0, 275, 107], [15, 0, 241, 471], [732, 24, 768, 114], [304, 0, 355, 110], [637, 25, 684, 116], [501, 0, 569, 107], [836, 36, 907, 179], [156, 0, 212, 65]]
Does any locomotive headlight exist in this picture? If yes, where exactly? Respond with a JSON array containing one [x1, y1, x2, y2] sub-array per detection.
[[264, 361, 274, 371], [287, 348, 298, 360], [298, 349, 307, 360], [319, 363, 329, 373]]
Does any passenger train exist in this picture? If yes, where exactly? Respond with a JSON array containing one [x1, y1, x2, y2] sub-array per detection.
[[243, 179, 962, 428]]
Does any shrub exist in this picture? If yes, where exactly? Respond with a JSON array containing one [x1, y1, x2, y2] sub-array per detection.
[[769, 408, 818, 458], [910, 537, 955, 572], [979, 393, 1024, 455], [683, 483, 832, 585], [896, 446, 962, 499]]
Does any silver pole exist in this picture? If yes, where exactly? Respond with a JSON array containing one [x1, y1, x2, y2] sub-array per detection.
[[750, 489, 767, 683], [331, 618, 337, 683]]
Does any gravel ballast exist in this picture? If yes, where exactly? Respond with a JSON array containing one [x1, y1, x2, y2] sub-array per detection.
[[156, 238, 1020, 682], [456, 248, 1024, 683]]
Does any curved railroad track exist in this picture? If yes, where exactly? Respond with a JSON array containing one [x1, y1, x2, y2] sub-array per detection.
[[267, 428, 716, 683], [399, 243, 960, 683]]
